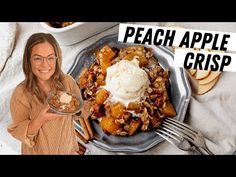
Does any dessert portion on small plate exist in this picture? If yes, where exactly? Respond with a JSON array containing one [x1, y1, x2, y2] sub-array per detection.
[[47, 90, 82, 115]]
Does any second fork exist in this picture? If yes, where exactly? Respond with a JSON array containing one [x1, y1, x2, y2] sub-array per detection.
[[161, 118, 215, 155], [155, 125, 204, 155]]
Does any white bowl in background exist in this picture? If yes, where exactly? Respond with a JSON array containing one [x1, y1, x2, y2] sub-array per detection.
[[40, 22, 118, 46]]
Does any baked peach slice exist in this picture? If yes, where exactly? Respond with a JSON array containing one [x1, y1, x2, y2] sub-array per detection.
[[110, 102, 126, 118], [99, 116, 120, 135], [160, 101, 177, 117], [119, 45, 148, 67], [96, 45, 116, 74], [96, 74, 106, 86], [128, 119, 141, 136], [95, 89, 109, 105]]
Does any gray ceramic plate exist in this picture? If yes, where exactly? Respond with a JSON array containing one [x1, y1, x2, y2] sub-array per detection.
[[69, 33, 191, 153], [47, 91, 83, 115]]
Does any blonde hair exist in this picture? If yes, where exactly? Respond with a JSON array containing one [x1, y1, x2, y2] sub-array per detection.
[[22, 33, 65, 103]]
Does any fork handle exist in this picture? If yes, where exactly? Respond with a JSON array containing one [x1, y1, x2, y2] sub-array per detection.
[[190, 146, 213, 155], [202, 147, 215, 155], [191, 146, 205, 155], [197, 147, 215, 155]]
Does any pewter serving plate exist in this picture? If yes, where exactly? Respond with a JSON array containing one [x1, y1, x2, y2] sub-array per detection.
[[68, 33, 191, 153]]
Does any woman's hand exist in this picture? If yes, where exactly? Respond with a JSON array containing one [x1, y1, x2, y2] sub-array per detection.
[[27, 104, 62, 136], [37, 104, 62, 123]]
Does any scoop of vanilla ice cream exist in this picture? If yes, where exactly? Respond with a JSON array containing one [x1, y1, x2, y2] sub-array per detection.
[[59, 92, 72, 104], [104, 59, 150, 107]]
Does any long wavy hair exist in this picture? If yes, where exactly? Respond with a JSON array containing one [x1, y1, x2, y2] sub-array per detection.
[[22, 33, 65, 103]]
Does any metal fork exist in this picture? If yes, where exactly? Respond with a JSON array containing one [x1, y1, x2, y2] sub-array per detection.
[[155, 124, 203, 154], [160, 118, 215, 155]]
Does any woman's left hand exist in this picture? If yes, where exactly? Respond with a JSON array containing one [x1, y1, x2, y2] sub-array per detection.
[[27, 104, 62, 136]]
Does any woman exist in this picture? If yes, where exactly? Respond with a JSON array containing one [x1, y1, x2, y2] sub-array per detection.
[[8, 33, 82, 154]]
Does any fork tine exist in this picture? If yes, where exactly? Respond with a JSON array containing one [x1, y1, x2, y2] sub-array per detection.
[[162, 118, 214, 155], [162, 121, 196, 143], [160, 124, 184, 139], [162, 121, 196, 138], [165, 118, 198, 134], [164, 119, 197, 138], [158, 126, 182, 141], [155, 129, 180, 147]]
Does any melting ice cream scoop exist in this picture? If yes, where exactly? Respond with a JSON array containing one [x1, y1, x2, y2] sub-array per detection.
[[104, 59, 150, 107], [59, 92, 72, 104]]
